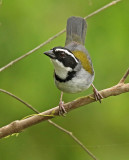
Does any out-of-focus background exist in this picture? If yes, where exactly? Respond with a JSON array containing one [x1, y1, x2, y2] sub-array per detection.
[[0, 0, 129, 160]]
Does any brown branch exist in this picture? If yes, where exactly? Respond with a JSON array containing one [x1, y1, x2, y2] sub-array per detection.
[[119, 68, 129, 83], [0, 0, 121, 73], [0, 89, 97, 160], [0, 69, 128, 140]]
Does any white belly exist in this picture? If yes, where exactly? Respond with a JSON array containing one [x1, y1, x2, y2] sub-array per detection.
[[55, 68, 94, 93]]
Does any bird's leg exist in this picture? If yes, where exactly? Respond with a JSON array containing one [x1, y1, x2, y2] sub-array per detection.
[[91, 84, 103, 103], [59, 92, 67, 116]]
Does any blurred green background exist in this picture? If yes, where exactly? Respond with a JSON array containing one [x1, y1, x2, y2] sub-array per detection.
[[0, 0, 129, 160]]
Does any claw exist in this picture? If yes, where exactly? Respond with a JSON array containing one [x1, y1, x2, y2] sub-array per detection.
[[59, 101, 67, 116], [91, 84, 103, 103]]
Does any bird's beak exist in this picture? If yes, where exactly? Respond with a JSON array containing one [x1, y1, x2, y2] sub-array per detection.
[[44, 50, 55, 59]]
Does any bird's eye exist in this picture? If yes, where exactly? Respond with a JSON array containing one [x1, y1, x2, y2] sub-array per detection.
[[60, 52, 65, 58]]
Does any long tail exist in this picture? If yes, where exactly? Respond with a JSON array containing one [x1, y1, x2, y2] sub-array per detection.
[[65, 16, 87, 46]]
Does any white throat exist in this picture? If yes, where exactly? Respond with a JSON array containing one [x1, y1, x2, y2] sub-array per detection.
[[51, 59, 72, 79]]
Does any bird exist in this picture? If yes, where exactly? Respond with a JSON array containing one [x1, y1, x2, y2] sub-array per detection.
[[43, 16, 103, 115]]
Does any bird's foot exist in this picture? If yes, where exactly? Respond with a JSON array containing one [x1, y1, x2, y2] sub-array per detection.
[[59, 100, 67, 116], [58, 92, 67, 116], [92, 84, 103, 103]]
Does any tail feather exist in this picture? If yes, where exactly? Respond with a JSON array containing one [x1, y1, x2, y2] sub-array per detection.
[[65, 16, 87, 46]]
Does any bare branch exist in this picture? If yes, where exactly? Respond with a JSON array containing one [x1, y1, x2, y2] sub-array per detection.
[[48, 120, 97, 160], [0, 30, 65, 72], [119, 68, 129, 84], [84, 0, 121, 20], [0, 72, 128, 139], [0, 0, 121, 73], [0, 89, 97, 160], [0, 89, 39, 113]]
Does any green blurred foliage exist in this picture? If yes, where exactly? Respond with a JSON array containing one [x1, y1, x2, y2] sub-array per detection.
[[0, 0, 129, 160]]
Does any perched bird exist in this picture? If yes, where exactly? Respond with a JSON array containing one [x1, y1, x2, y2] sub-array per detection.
[[44, 16, 102, 115]]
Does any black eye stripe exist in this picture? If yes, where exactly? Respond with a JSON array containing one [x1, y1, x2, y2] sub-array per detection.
[[52, 47, 78, 69], [59, 51, 65, 55]]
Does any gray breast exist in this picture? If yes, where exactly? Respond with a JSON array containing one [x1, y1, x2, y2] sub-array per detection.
[[55, 68, 94, 93]]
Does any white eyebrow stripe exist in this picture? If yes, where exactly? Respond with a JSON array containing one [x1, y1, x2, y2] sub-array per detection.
[[55, 48, 78, 63]]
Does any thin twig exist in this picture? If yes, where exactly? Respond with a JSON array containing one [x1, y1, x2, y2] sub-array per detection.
[[0, 89, 39, 113], [0, 30, 65, 72], [0, 0, 121, 73], [48, 120, 97, 160], [0, 89, 97, 160], [119, 68, 129, 84], [84, 0, 121, 20]]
